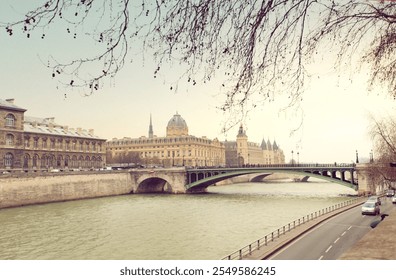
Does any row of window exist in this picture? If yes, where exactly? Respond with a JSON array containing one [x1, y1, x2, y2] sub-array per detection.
[[4, 152, 104, 168], [108, 136, 221, 146], [4, 133, 103, 153]]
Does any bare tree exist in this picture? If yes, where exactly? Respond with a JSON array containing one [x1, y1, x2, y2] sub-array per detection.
[[369, 114, 396, 188], [2, 1, 395, 122]]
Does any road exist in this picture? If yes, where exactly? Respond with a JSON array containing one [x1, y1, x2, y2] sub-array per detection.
[[268, 197, 395, 260]]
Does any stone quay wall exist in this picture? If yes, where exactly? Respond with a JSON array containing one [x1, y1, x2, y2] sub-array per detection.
[[0, 172, 133, 209]]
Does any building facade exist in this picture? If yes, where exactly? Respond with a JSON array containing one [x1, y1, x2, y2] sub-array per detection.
[[0, 98, 106, 172], [106, 113, 226, 167], [223, 124, 285, 166]]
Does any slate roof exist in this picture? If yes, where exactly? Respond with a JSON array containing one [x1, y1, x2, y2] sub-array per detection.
[[24, 116, 105, 140]]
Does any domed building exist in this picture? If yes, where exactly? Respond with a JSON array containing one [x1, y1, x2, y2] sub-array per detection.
[[166, 112, 188, 137], [106, 112, 225, 167]]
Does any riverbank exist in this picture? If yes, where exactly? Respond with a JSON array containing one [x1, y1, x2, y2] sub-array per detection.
[[0, 172, 132, 208]]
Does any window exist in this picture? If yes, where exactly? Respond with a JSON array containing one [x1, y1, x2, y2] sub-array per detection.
[[6, 134, 14, 146], [24, 138, 30, 148], [33, 155, 38, 167], [42, 139, 47, 149], [5, 114, 15, 127], [33, 138, 38, 149], [4, 153, 13, 167]]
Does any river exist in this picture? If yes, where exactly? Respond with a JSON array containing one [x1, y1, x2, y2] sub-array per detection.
[[0, 179, 357, 260]]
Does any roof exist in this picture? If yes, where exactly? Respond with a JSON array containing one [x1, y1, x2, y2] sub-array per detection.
[[167, 112, 188, 130], [24, 116, 105, 140], [0, 98, 26, 112]]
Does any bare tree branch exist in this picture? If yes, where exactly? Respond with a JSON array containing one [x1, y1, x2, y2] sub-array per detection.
[[2, 0, 395, 123]]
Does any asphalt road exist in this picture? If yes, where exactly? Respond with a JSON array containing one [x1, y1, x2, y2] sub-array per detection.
[[268, 197, 395, 260]]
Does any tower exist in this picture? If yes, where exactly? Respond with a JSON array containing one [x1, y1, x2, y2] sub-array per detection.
[[148, 114, 153, 138], [236, 124, 248, 165]]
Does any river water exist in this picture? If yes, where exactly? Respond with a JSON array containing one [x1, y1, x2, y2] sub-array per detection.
[[0, 180, 356, 260]]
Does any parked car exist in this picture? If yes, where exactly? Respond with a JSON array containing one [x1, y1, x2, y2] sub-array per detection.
[[392, 195, 396, 204], [386, 189, 395, 197], [361, 201, 380, 215], [367, 195, 381, 205]]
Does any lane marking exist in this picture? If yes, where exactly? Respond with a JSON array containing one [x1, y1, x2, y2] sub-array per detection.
[[347, 226, 352, 230], [341, 231, 347, 236], [325, 245, 332, 253], [334, 237, 340, 244], [318, 255, 324, 260]]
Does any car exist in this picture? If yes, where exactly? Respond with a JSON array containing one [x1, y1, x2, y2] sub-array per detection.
[[386, 189, 395, 197], [392, 195, 396, 204], [367, 195, 381, 205], [361, 201, 380, 215]]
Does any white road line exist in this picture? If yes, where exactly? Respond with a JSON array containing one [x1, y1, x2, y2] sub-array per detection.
[[318, 255, 324, 260], [347, 226, 352, 230], [325, 245, 332, 253], [341, 231, 347, 236], [334, 237, 340, 244]]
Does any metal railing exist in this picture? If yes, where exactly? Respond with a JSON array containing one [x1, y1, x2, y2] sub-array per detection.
[[222, 197, 364, 260]]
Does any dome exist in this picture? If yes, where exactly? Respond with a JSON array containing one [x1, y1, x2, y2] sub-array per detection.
[[166, 112, 189, 137]]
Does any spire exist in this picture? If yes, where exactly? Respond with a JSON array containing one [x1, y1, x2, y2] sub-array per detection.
[[148, 114, 153, 138], [273, 140, 278, 150], [267, 139, 272, 150], [237, 124, 247, 137], [261, 138, 267, 150]]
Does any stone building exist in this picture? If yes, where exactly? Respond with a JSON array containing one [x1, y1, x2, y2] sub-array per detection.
[[106, 113, 226, 167], [0, 98, 106, 172], [223, 124, 285, 166]]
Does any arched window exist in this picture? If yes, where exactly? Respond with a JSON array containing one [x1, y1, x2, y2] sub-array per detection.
[[4, 153, 13, 167], [5, 134, 14, 146], [23, 154, 30, 169], [5, 114, 15, 127], [33, 154, 39, 168]]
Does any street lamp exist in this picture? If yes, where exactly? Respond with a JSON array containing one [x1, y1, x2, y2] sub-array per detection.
[[297, 152, 299, 165], [291, 150, 294, 165], [356, 150, 359, 164]]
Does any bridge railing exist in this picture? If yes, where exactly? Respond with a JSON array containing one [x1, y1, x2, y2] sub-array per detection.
[[188, 163, 356, 171], [222, 197, 363, 260]]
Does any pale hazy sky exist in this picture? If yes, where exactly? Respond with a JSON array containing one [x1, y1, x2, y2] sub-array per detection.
[[1, 1, 395, 164]]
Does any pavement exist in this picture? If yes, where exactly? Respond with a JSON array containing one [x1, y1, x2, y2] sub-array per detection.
[[242, 197, 396, 260], [340, 206, 396, 260]]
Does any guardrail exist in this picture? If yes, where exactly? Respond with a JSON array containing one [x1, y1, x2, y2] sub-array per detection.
[[222, 197, 364, 260]]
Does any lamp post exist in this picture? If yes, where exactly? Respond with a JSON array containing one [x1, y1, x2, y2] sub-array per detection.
[[370, 149, 374, 163], [291, 150, 294, 165], [297, 152, 299, 165], [356, 150, 359, 164]]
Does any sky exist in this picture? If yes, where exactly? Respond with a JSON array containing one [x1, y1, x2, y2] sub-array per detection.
[[1, 1, 395, 164]]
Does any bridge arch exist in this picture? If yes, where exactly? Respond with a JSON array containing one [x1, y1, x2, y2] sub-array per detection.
[[136, 176, 173, 193]]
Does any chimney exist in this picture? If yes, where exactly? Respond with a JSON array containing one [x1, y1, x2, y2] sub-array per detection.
[[6, 98, 15, 104], [63, 126, 68, 133], [89, 129, 94, 136], [77, 128, 82, 134]]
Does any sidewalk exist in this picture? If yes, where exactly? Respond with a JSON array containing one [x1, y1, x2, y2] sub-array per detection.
[[339, 206, 396, 260], [242, 198, 367, 260]]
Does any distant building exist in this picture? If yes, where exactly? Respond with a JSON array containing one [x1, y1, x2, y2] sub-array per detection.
[[0, 98, 106, 172], [223, 124, 285, 166], [106, 113, 226, 167]]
